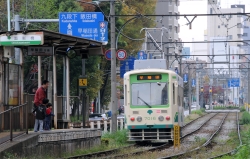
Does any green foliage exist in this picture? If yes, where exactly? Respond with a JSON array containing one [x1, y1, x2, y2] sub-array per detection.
[[241, 111, 250, 125], [191, 109, 203, 116], [213, 106, 239, 110], [102, 129, 128, 146], [240, 107, 246, 112]]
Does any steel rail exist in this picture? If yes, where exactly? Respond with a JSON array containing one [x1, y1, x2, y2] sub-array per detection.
[[62, 144, 136, 159], [158, 112, 229, 159], [181, 113, 218, 139], [208, 112, 242, 159]]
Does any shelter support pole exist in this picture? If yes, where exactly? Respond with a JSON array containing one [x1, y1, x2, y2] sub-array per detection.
[[53, 49, 57, 129], [66, 56, 70, 120]]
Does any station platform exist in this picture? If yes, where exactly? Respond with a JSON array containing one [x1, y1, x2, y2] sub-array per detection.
[[0, 128, 102, 158]]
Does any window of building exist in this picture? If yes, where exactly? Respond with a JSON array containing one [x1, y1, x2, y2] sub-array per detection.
[[175, 26, 178, 33], [169, 25, 172, 32], [210, 8, 212, 14], [243, 33, 248, 37], [228, 35, 233, 40], [169, 0, 172, 5], [218, 25, 220, 28], [237, 23, 242, 28], [169, 12, 172, 20]]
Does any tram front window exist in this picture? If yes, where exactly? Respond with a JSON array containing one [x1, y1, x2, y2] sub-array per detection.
[[131, 83, 168, 106]]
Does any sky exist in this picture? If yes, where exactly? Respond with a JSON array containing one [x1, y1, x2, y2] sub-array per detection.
[[178, 0, 250, 51]]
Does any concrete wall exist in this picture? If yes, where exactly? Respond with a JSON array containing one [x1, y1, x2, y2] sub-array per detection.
[[0, 129, 101, 158]]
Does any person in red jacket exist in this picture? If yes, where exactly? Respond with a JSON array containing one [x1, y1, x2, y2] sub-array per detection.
[[33, 80, 49, 111]]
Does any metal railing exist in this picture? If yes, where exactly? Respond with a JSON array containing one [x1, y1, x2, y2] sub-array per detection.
[[0, 103, 28, 143]]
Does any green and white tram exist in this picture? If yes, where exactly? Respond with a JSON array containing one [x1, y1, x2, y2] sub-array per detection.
[[123, 60, 184, 142]]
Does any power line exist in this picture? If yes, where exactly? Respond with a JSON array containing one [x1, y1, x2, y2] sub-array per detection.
[[111, 13, 250, 17]]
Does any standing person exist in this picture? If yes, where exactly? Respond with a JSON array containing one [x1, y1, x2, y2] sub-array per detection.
[[33, 98, 48, 132], [44, 103, 55, 131], [33, 80, 49, 111]]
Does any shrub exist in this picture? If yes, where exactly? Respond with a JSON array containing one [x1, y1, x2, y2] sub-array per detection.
[[240, 107, 246, 112], [241, 111, 250, 125], [102, 129, 128, 146], [191, 110, 203, 116]]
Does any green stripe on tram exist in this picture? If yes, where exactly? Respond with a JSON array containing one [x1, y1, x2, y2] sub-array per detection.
[[127, 124, 174, 129]]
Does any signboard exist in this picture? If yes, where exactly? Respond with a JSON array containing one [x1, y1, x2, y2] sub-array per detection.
[[0, 32, 44, 46], [137, 51, 147, 60], [174, 125, 180, 149], [28, 47, 53, 56], [79, 78, 87, 88], [192, 79, 196, 87], [183, 74, 188, 83], [175, 68, 178, 74], [105, 49, 111, 60], [99, 21, 108, 44], [120, 56, 135, 78], [116, 49, 127, 60], [228, 78, 240, 87], [59, 12, 107, 42]]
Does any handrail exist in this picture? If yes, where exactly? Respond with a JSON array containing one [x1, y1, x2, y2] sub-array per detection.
[[0, 102, 28, 142], [0, 103, 27, 115]]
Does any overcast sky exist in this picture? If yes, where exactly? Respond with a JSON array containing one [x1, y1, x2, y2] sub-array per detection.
[[178, 0, 250, 50]]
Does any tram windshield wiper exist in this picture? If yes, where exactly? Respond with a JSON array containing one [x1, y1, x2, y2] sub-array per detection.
[[138, 96, 152, 108]]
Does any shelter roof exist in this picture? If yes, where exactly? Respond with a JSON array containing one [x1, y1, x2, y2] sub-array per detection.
[[0, 29, 104, 56]]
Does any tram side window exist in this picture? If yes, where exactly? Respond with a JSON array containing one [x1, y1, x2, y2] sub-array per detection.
[[161, 83, 168, 105], [173, 83, 175, 105], [124, 85, 127, 106]]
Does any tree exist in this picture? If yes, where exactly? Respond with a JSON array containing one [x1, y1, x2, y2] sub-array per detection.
[[17, 0, 104, 102]]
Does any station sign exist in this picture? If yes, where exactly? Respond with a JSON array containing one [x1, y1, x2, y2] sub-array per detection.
[[0, 32, 44, 46], [28, 47, 53, 56]]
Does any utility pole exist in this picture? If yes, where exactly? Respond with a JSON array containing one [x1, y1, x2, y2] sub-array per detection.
[[188, 66, 192, 114], [196, 58, 199, 109], [110, 0, 117, 132]]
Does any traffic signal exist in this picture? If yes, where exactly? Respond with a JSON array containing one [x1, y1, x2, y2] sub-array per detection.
[[200, 86, 204, 93], [209, 87, 212, 93]]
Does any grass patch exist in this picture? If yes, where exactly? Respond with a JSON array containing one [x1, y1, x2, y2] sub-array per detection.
[[240, 112, 250, 125], [62, 129, 129, 158], [191, 109, 205, 116], [102, 129, 128, 146], [213, 106, 239, 110]]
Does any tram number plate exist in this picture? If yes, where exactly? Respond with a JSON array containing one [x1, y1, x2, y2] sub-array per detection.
[[144, 117, 156, 120]]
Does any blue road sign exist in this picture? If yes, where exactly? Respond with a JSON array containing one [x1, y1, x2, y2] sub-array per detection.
[[120, 56, 136, 78], [99, 21, 108, 43], [137, 51, 147, 60], [105, 49, 111, 60], [59, 12, 107, 42], [183, 74, 188, 83], [192, 79, 196, 87], [228, 78, 240, 87], [175, 68, 179, 74]]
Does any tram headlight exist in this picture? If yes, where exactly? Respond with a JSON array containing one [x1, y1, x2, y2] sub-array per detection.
[[136, 116, 142, 122], [158, 116, 164, 121]]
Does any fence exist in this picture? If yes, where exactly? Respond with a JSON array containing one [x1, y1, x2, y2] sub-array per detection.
[[69, 118, 125, 132], [0, 103, 28, 144]]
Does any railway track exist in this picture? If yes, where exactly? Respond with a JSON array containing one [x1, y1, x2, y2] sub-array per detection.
[[63, 112, 241, 159], [158, 112, 241, 159], [158, 112, 229, 158], [62, 113, 213, 159]]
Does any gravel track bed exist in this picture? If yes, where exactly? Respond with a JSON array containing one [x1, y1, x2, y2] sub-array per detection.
[[182, 113, 216, 136], [156, 113, 227, 158]]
